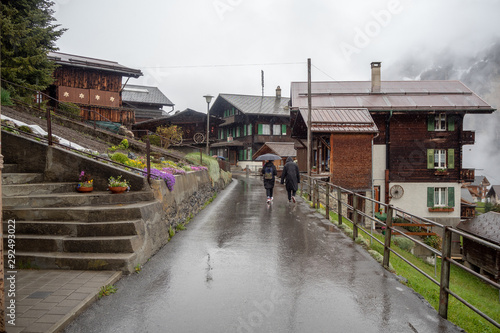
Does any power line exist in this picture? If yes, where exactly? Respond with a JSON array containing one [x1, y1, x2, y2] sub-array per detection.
[[140, 61, 305, 69], [312, 64, 336, 80]]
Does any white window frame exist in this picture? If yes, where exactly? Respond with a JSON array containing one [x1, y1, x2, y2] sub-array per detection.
[[273, 124, 281, 135], [435, 113, 446, 131], [434, 149, 446, 169], [434, 187, 448, 207]]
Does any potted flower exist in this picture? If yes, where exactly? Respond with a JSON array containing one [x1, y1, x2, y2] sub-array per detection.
[[77, 171, 93, 192], [108, 175, 130, 194]]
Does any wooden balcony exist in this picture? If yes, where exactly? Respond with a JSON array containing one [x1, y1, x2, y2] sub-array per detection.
[[461, 168, 475, 182], [461, 131, 475, 145]]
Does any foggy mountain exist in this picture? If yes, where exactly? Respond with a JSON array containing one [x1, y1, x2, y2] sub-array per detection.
[[387, 41, 500, 184]]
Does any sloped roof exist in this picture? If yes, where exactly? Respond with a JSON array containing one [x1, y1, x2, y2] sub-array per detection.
[[488, 185, 500, 197], [457, 212, 500, 245], [48, 51, 142, 78], [461, 188, 475, 204], [217, 94, 290, 116], [471, 175, 490, 186], [122, 84, 174, 106], [253, 142, 296, 158], [297, 108, 378, 133], [290, 81, 495, 113]]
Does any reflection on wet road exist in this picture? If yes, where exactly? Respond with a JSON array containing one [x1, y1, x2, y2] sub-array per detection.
[[64, 175, 463, 333]]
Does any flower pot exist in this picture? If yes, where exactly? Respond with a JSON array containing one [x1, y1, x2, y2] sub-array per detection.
[[109, 186, 127, 194], [77, 186, 93, 193]]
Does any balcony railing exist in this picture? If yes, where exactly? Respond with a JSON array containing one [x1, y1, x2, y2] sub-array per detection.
[[461, 131, 475, 145], [461, 168, 475, 182]]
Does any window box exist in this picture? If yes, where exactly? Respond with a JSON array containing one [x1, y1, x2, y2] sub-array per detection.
[[434, 169, 449, 176], [428, 207, 454, 212]]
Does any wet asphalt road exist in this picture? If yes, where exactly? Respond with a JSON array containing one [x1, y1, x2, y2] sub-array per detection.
[[63, 175, 463, 333]]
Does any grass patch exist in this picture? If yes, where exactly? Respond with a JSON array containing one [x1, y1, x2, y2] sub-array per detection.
[[300, 192, 500, 333], [98, 285, 117, 298]]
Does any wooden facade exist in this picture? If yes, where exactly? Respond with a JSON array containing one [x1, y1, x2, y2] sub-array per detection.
[[47, 52, 142, 126]]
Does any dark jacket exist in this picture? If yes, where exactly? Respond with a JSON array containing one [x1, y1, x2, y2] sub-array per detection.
[[261, 161, 277, 189], [281, 156, 300, 191]]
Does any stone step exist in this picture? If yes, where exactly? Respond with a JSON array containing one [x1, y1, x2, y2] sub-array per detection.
[[3, 190, 156, 208], [4, 234, 141, 253], [2, 182, 77, 197], [2, 220, 141, 237], [3, 164, 19, 173], [6, 251, 138, 271], [63, 235, 142, 253], [2, 173, 44, 185], [3, 201, 157, 222]]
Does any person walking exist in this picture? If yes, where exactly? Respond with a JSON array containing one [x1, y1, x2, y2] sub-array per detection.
[[281, 156, 300, 203], [261, 160, 277, 204]]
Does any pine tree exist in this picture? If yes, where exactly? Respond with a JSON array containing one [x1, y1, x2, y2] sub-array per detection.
[[0, 0, 66, 97]]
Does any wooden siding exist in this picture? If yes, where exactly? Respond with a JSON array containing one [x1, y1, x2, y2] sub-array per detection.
[[388, 114, 463, 183], [330, 134, 372, 190], [463, 238, 500, 279], [52, 66, 122, 91], [81, 106, 135, 125]]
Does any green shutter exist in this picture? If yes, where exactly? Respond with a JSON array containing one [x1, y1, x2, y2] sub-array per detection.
[[447, 149, 455, 169], [239, 150, 243, 161], [427, 187, 434, 207], [282, 124, 287, 135], [427, 149, 434, 169], [428, 115, 435, 131], [447, 116, 455, 131], [258, 124, 263, 135], [448, 187, 455, 207]]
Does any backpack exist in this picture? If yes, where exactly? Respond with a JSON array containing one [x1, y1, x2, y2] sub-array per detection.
[[264, 165, 273, 180]]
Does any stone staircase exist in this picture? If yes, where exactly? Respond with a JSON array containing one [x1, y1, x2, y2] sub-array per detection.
[[2, 163, 157, 272]]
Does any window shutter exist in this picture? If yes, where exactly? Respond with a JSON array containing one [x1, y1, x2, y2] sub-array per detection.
[[447, 116, 455, 131], [258, 124, 263, 135], [447, 149, 455, 169], [427, 149, 434, 169], [282, 124, 287, 135], [448, 187, 455, 207], [428, 115, 435, 131], [427, 187, 434, 207]]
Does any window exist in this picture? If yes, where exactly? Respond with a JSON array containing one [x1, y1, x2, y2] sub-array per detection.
[[435, 114, 446, 131], [427, 149, 455, 169], [258, 124, 271, 135], [434, 187, 447, 206], [236, 127, 241, 137], [273, 124, 281, 135], [434, 149, 446, 168], [427, 187, 455, 208]]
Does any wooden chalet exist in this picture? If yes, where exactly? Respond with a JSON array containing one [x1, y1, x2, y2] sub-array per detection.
[[47, 51, 143, 125], [209, 87, 293, 165], [461, 187, 477, 219], [131, 108, 223, 151], [290, 108, 378, 191], [122, 84, 174, 123], [464, 175, 491, 202], [487, 185, 500, 205], [290, 62, 496, 232], [457, 212, 500, 281], [252, 142, 296, 174]]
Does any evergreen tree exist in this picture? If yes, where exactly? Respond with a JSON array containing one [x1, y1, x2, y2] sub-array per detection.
[[0, 0, 66, 97]]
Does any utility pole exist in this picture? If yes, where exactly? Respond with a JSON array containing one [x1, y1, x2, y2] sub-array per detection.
[[307, 58, 312, 177]]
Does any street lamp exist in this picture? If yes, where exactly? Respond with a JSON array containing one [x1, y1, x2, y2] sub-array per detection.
[[204, 95, 214, 155]]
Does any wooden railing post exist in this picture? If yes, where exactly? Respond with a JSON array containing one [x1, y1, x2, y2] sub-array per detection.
[[352, 195, 359, 240], [315, 181, 320, 209], [146, 138, 151, 185], [46, 106, 52, 146], [439, 226, 453, 319], [325, 185, 330, 220], [337, 187, 343, 225], [311, 179, 316, 208], [308, 177, 312, 201], [383, 205, 393, 269]]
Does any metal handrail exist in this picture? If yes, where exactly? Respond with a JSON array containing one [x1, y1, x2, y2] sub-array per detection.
[[299, 174, 500, 329]]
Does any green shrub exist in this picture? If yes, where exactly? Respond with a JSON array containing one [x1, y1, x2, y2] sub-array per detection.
[[119, 138, 129, 149], [423, 235, 442, 250], [18, 125, 33, 133], [142, 134, 161, 147], [110, 152, 129, 164], [1, 89, 14, 106], [58, 102, 81, 119], [393, 236, 415, 252]]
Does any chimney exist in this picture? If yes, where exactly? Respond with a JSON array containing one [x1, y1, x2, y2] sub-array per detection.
[[276, 86, 282, 99], [371, 62, 381, 93]]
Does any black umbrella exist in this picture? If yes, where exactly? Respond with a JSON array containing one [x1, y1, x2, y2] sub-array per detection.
[[255, 153, 281, 161]]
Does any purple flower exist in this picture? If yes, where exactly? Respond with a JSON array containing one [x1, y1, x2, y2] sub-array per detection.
[[143, 168, 176, 191]]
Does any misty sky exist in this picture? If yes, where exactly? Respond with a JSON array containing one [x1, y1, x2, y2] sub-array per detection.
[[52, 0, 500, 183]]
